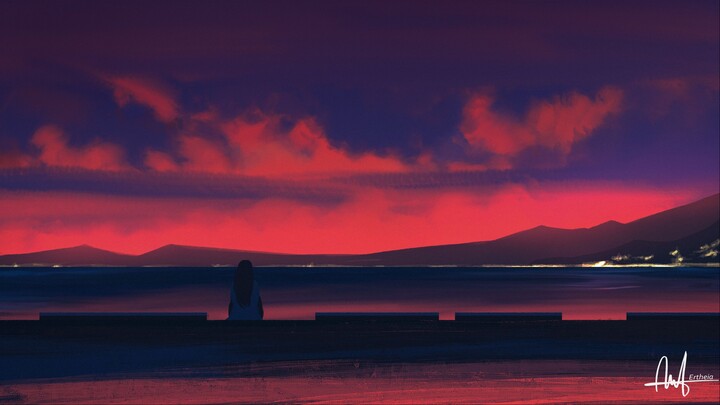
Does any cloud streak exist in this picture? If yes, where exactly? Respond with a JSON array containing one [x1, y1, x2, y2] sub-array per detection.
[[106, 76, 180, 123], [0, 167, 347, 203], [460, 87, 623, 159], [30, 125, 129, 171], [143, 112, 416, 178]]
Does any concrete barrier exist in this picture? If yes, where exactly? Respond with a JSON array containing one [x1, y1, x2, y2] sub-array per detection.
[[315, 312, 439, 321], [454, 312, 562, 321], [626, 312, 719, 321], [39, 312, 208, 322]]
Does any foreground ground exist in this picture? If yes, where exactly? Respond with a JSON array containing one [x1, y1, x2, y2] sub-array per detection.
[[1, 318, 718, 404]]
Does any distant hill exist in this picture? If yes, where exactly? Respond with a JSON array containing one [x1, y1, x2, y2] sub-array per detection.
[[134, 244, 349, 266], [1, 193, 718, 266], [537, 221, 720, 265], [0, 245, 134, 266], [351, 193, 719, 265]]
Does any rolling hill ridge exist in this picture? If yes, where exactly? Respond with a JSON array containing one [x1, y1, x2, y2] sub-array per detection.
[[2, 193, 718, 266]]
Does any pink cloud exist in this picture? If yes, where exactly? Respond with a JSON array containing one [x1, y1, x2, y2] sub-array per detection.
[[106, 76, 179, 123], [144, 150, 179, 172], [176, 135, 233, 174], [643, 75, 720, 96], [460, 94, 535, 155], [446, 156, 512, 172], [222, 114, 268, 150], [190, 108, 221, 123], [148, 112, 415, 177], [277, 118, 408, 175], [30, 125, 129, 171], [638, 75, 720, 120], [144, 135, 232, 174], [0, 150, 33, 169], [461, 87, 623, 157], [226, 115, 412, 177]]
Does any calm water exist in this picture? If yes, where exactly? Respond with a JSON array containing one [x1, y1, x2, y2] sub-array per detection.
[[2, 266, 719, 404], [1, 266, 718, 320]]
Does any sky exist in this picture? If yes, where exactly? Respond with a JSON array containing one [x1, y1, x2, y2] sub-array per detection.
[[0, 0, 718, 255]]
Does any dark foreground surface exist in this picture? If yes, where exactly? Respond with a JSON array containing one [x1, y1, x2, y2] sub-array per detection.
[[1, 318, 719, 404]]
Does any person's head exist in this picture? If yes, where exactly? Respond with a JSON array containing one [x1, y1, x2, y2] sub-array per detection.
[[235, 260, 254, 283], [233, 260, 254, 306], [237, 259, 253, 275]]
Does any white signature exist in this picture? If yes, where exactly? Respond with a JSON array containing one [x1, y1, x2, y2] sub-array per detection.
[[644, 351, 719, 397]]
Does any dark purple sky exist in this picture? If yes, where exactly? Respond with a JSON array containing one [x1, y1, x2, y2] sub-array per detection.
[[0, 1, 718, 254]]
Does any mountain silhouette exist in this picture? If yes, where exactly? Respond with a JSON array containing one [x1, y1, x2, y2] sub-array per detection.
[[0, 245, 133, 266], [134, 244, 348, 266], [356, 193, 719, 265], [537, 220, 720, 265], [1, 193, 717, 266]]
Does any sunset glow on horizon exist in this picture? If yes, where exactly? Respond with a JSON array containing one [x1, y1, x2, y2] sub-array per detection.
[[1, 185, 709, 255], [1, 5, 719, 404], [0, 1, 718, 255]]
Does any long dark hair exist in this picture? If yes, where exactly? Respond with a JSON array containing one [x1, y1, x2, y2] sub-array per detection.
[[233, 260, 254, 307]]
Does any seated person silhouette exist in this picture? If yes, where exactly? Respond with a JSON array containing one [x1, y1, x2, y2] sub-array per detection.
[[227, 260, 264, 320]]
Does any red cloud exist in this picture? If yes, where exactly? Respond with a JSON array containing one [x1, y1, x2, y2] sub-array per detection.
[[30, 125, 129, 171], [253, 117, 409, 176], [144, 150, 179, 172], [177, 135, 233, 174], [461, 87, 623, 157], [106, 76, 179, 123], [145, 135, 232, 174], [643, 75, 720, 97], [145, 112, 414, 177], [0, 150, 33, 169], [225, 115, 411, 177], [638, 75, 720, 120], [447, 156, 512, 172]]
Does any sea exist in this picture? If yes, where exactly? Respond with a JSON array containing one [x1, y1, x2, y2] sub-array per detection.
[[1, 266, 718, 320], [2, 266, 719, 403]]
